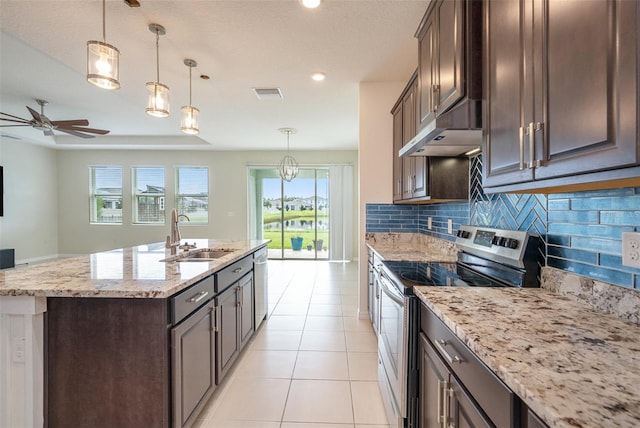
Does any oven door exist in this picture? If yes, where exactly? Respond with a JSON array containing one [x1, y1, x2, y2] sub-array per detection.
[[378, 270, 408, 423]]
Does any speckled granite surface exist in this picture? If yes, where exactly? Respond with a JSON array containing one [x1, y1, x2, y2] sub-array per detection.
[[542, 266, 640, 325], [365, 232, 458, 261], [0, 239, 269, 298], [415, 287, 640, 428]]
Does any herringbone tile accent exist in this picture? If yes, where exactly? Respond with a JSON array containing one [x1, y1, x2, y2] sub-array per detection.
[[469, 156, 547, 237]]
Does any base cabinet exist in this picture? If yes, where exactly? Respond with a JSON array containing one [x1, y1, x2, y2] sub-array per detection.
[[419, 333, 492, 428], [215, 270, 254, 383], [172, 303, 216, 428]]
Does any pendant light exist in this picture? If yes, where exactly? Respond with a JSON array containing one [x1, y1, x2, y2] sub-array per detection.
[[278, 128, 299, 182], [87, 0, 120, 90], [146, 23, 170, 117], [180, 59, 200, 135]]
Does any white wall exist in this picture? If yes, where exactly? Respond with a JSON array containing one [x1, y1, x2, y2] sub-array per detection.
[[357, 81, 405, 317], [56, 149, 358, 255], [0, 139, 58, 264]]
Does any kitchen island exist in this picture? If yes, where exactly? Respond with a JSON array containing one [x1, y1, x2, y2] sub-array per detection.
[[0, 239, 269, 428], [414, 286, 640, 428]]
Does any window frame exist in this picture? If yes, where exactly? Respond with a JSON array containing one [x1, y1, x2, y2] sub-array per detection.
[[175, 166, 209, 225], [131, 166, 166, 225], [89, 166, 123, 225]]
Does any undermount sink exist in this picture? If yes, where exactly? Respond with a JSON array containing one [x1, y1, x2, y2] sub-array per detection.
[[161, 248, 236, 262], [186, 250, 233, 259]]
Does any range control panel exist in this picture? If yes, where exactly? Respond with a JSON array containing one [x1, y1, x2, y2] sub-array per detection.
[[455, 225, 538, 268]]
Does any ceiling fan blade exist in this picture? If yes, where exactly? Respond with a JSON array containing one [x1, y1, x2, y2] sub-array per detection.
[[51, 119, 90, 127], [55, 128, 95, 139], [62, 126, 110, 135], [26, 106, 42, 122], [0, 124, 32, 127], [0, 111, 31, 122], [0, 117, 32, 124]]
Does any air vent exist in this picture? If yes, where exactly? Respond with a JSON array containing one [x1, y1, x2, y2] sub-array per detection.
[[252, 87, 284, 100]]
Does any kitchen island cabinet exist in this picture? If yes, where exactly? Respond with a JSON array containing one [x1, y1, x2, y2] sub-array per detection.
[[0, 238, 269, 428], [483, 0, 638, 193]]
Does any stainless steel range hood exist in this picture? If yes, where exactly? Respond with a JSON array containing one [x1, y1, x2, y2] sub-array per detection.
[[399, 99, 483, 157]]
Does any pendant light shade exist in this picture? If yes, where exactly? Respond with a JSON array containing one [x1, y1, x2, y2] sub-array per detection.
[[87, 0, 120, 90], [278, 128, 299, 182], [146, 23, 170, 117], [181, 59, 200, 135]]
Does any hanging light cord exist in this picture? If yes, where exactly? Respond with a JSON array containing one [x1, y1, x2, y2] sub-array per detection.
[[188, 63, 193, 105], [101, 0, 106, 42], [155, 30, 160, 83], [286, 131, 291, 152]]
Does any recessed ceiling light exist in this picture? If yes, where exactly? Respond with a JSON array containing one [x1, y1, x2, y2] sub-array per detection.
[[301, 0, 321, 9], [311, 72, 326, 81]]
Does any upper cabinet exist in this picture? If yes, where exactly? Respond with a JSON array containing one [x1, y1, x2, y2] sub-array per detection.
[[483, 0, 639, 192], [417, 0, 466, 126]]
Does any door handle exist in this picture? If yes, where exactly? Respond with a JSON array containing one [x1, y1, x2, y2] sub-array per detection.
[[211, 305, 219, 332], [437, 379, 445, 426], [519, 125, 526, 170]]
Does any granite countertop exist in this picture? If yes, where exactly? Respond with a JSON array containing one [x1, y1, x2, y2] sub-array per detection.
[[414, 286, 640, 428], [366, 232, 458, 262], [0, 239, 269, 299]]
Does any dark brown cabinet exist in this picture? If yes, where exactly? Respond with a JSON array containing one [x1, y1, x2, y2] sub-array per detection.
[[420, 304, 516, 428], [172, 303, 216, 428], [483, 0, 639, 192], [392, 73, 469, 204], [419, 333, 492, 428], [215, 261, 254, 383], [417, 0, 466, 125], [402, 77, 428, 200]]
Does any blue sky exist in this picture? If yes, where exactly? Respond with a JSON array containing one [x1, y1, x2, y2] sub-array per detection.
[[263, 177, 328, 200]]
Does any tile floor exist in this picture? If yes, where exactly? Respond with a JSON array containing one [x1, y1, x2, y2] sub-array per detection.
[[192, 260, 390, 428]]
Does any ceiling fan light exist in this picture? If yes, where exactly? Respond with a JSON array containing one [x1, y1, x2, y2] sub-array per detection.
[[87, 40, 120, 90], [181, 106, 199, 135], [301, 0, 322, 9], [146, 82, 170, 117]]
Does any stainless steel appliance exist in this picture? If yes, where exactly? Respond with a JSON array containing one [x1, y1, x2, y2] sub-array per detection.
[[377, 225, 542, 428], [253, 247, 268, 330]]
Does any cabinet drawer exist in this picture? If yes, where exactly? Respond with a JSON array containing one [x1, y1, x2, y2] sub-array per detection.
[[421, 304, 515, 428], [216, 256, 253, 293], [172, 276, 215, 325]]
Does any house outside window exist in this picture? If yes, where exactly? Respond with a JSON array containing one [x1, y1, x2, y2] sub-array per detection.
[[176, 167, 208, 224], [90, 166, 122, 224], [132, 167, 165, 224]]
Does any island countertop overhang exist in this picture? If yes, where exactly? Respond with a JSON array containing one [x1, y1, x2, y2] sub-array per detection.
[[0, 239, 270, 299]]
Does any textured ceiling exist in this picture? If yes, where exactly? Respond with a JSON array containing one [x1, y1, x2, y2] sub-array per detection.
[[0, 0, 426, 150]]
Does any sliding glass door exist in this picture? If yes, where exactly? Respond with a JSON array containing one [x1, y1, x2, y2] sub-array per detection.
[[249, 168, 329, 260]]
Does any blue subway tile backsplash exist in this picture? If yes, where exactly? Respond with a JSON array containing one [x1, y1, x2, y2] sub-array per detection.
[[366, 155, 640, 289]]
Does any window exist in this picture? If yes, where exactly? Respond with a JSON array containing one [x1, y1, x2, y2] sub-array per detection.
[[90, 166, 122, 224], [132, 167, 165, 224], [176, 167, 208, 224]]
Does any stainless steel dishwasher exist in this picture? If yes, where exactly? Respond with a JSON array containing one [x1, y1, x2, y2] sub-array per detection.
[[253, 247, 268, 330]]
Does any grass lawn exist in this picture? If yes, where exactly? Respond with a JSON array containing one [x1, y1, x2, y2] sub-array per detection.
[[264, 230, 329, 250], [264, 210, 328, 223]]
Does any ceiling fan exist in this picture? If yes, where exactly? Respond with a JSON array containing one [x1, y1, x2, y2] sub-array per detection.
[[0, 99, 110, 139]]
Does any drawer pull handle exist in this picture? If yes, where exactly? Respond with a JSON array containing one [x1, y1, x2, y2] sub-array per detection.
[[435, 339, 463, 365], [232, 267, 244, 273], [187, 290, 209, 303]]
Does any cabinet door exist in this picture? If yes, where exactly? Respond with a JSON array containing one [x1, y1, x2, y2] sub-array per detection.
[[402, 82, 417, 199], [483, 0, 534, 188], [172, 304, 216, 428], [418, 13, 437, 126], [419, 333, 449, 428], [449, 376, 493, 428], [534, 0, 638, 180], [215, 285, 239, 382], [238, 273, 254, 350], [392, 105, 404, 202], [434, 0, 465, 115]]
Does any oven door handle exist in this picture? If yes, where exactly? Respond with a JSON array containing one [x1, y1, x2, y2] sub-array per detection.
[[379, 273, 404, 305]]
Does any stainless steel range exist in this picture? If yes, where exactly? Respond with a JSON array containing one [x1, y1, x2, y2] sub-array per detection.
[[376, 225, 542, 428]]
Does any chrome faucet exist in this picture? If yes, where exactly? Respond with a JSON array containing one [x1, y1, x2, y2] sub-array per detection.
[[166, 208, 191, 255]]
